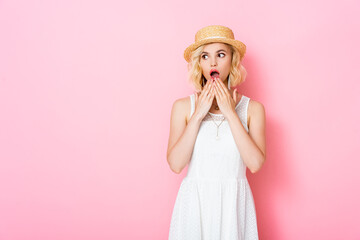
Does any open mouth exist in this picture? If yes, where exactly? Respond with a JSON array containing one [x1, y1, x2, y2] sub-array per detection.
[[210, 69, 220, 78]]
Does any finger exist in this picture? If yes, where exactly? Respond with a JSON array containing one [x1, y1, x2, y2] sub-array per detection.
[[201, 80, 208, 92], [206, 81, 214, 97], [213, 78, 221, 98], [209, 80, 215, 95], [215, 78, 226, 97], [205, 79, 212, 88], [203, 80, 211, 93], [201, 82, 208, 94], [208, 87, 215, 104], [214, 82, 220, 98], [212, 84, 216, 100], [201, 84, 211, 101], [206, 81, 214, 96], [216, 78, 226, 94]]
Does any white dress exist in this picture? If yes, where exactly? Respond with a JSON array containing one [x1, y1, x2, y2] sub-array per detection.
[[168, 93, 259, 240]]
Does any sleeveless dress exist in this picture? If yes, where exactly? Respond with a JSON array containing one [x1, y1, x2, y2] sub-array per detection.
[[168, 93, 259, 240]]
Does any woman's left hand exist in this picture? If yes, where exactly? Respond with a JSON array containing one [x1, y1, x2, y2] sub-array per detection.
[[213, 77, 237, 119]]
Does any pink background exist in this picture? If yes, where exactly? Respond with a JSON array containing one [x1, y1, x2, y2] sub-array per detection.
[[1, 0, 359, 239]]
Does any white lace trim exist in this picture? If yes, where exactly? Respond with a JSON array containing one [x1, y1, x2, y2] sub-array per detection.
[[203, 114, 226, 121], [190, 94, 249, 131]]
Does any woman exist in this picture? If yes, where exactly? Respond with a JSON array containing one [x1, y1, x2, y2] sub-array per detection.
[[167, 25, 266, 240]]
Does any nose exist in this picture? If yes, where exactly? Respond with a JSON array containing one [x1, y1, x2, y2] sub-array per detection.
[[210, 56, 217, 67]]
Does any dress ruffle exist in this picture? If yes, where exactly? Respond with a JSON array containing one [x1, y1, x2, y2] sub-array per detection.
[[169, 177, 258, 240]]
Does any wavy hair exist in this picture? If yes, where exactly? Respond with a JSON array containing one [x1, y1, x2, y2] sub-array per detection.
[[187, 43, 247, 92]]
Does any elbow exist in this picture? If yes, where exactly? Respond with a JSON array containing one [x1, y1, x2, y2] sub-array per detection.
[[169, 165, 182, 174], [172, 168, 182, 174], [249, 167, 259, 174], [249, 165, 261, 174], [167, 157, 182, 174], [249, 155, 266, 174]]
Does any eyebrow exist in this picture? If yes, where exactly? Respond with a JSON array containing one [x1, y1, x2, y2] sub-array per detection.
[[201, 49, 227, 54]]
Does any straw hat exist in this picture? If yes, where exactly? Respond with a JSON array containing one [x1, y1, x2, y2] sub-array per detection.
[[183, 25, 246, 63]]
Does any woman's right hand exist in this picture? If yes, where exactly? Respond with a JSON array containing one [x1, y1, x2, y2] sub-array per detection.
[[193, 79, 215, 120]]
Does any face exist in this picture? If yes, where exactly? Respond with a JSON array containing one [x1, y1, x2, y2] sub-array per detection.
[[199, 42, 232, 83]]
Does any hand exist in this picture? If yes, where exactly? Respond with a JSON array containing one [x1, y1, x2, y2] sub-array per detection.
[[213, 77, 237, 119], [193, 79, 215, 120]]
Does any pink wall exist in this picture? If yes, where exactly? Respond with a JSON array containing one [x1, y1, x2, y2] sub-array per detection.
[[1, 0, 359, 239]]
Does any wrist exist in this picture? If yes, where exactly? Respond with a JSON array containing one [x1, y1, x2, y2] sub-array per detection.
[[190, 112, 204, 124], [225, 110, 238, 122]]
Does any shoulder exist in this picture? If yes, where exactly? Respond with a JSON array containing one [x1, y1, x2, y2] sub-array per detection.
[[248, 98, 265, 112], [248, 98, 266, 128], [171, 95, 192, 124]]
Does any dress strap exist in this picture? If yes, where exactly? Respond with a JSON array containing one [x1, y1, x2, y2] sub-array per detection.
[[190, 93, 195, 118], [238, 95, 250, 132]]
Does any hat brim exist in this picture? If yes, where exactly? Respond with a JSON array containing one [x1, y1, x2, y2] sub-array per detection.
[[184, 38, 246, 62]]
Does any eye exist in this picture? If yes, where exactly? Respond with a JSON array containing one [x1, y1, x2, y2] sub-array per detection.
[[218, 53, 225, 57], [201, 54, 208, 60]]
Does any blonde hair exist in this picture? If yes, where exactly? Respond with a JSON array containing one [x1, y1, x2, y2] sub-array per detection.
[[187, 43, 247, 92]]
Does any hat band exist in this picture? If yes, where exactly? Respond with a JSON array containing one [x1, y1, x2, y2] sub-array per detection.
[[199, 36, 229, 41]]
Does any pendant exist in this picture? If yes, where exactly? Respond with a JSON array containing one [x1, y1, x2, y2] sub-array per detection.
[[207, 113, 224, 141]]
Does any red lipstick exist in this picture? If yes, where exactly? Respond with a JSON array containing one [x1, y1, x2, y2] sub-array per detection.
[[210, 69, 220, 79]]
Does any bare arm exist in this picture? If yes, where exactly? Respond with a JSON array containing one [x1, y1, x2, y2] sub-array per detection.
[[166, 98, 203, 174], [226, 100, 266, 173]]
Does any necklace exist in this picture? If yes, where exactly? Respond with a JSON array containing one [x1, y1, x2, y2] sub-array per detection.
[[207, 113, 225, 140], [206, 78, 234, 140], [212, 101, 219, 110]]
